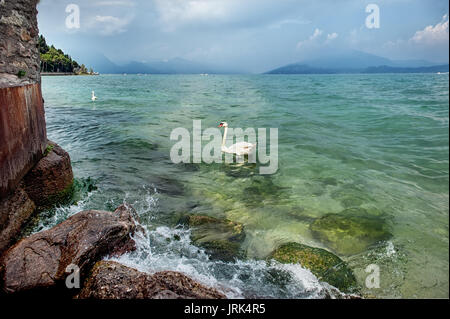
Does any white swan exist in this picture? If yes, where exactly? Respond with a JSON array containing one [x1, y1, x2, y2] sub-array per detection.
[[91, 91, 97, 101], [219, 122, 256, 155]]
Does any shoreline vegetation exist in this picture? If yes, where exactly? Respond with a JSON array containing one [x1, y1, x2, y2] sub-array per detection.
[[38, 35, 98, 76]]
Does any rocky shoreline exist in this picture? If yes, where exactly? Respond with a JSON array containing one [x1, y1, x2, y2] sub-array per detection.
[[0, 201, 225, 299], [0, 141, 73, 254], [0, 140, 228, 298], [0, 140, 362, 299]]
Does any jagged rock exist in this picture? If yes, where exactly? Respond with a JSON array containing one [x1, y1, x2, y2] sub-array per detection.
[[0, 184, 36, 254], [310, 212, 391, 255], [179, 215, 245, 261], [0, 205, 137, 294], [23, 141, 74, 208], [269, 242, 357, 292], [76, 261, 226, 299]]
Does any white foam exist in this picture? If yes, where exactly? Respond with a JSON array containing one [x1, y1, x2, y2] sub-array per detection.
[[109, 219, 344, 299]]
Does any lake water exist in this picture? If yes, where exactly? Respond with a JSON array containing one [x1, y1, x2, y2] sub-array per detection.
[[37, 74, 449, 298]]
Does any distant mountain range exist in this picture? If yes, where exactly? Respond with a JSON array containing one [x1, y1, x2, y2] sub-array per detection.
[[70, 53, 232, 74], [71, 49, 448, 75], [266, 50, 449, 74]]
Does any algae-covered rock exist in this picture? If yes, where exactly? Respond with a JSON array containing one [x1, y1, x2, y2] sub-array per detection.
[[23, 141, 74, 209], [179, 215, 245, 261], [310, 212, 391, 256], [242, 176, 289, 206], [269, 242, 357, 292]]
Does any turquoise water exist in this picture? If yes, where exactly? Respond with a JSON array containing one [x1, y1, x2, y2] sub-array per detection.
[[39, 74, 448, 298]]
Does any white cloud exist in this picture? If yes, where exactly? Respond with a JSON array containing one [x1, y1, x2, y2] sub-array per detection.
[[268, 18, 311, 29], [91, 15, 133, 35], [311, 28, 323, 40], [327, 32, 338, 40], [410, 14, 449, 45], [378, 14, 449, 62], [94, 1, 136, 7], [152, 0, 303, 32], [154, 0, 231, 31], [296, 28, 339, 49], [296, 28, 322, 48]]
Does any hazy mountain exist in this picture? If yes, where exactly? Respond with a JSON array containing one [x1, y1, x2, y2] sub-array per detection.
[[266, 50, 445, 74], [389, 59, 442, 68], [145, 58, 216, 74], [70, 53, 230, 74], [300, 50, 392, 70], [364, 65, 449, 73], [266, 64, 340, 74], [118, 61, 161, 74], [68, 52, 121, 74]]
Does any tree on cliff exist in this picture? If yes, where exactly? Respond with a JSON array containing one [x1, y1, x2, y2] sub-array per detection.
[[39, 35, 92, 74]]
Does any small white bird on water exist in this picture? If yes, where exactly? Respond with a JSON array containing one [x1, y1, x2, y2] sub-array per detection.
[[91, 91, 97, 101], [218, 122, 256, 155]]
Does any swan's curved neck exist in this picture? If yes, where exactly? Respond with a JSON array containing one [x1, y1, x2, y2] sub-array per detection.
[[222, 126, 228, 148]]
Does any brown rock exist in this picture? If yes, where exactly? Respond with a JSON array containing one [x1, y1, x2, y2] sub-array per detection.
[[0, 205, 137, 294], [76, 261, 226, 299], [0, 83, 47, 197], [0, 184, 36, 254], [23, 141, 74, 208]]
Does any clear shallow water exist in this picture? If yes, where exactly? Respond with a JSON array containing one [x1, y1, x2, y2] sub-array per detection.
[[38, 74, 448, 298]]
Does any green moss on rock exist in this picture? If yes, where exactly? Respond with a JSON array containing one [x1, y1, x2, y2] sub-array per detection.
[[269, 242, 357, 292], [310, 213, 391, 256], [43, 144, 55, 157], [17, 70, 26, 78], [198, 240, 244, 261], [40, 179, 75, 209]]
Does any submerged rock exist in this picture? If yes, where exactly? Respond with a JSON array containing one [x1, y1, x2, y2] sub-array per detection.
[[148, 176, 184, 196], [269, 242, 357, 292], [23, 141, 74, 208], [0, 204, 137, 294], [0, 185, 36, 254], [242, 176, 289, 206], [179, 215, 245, 261], [223, 162, 257, 178], [330, 184, 373, 208], [76, 261, 226, 299], [310, 212, 391, 256]]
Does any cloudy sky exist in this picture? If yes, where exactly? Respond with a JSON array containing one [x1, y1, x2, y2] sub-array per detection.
[[37, 0, 449, 73]]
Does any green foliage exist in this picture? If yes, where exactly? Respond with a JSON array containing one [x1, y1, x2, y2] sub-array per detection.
[[17, 70, 26, 78], [39, 35, 90, 74], [43, 144, 55, 156]]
